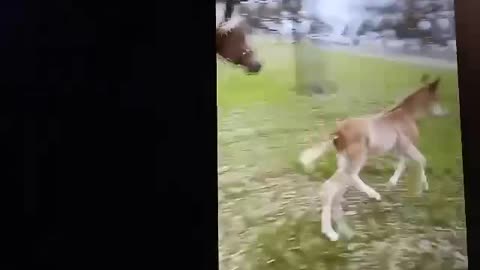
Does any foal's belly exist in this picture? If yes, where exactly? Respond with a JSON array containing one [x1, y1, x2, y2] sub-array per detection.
[[367, 122, 397, 156]]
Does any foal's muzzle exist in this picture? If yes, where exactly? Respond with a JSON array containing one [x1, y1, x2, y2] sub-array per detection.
[[431, 103, 449, 117], [247, 62, 262, 74]]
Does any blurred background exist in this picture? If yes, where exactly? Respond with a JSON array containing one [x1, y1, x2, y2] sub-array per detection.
[[218, 1, 466, 270], [238, 0, 456, 57]]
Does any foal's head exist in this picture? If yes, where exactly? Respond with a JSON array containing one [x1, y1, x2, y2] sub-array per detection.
[[216, 2, 262, 74], [393, 75, 448, 118]]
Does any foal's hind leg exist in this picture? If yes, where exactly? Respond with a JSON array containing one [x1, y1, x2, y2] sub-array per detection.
[[321, 181, 340, 241], [332, 198, 355, 240], [339, 144, 381, 201], [331, 194, 345, 222]]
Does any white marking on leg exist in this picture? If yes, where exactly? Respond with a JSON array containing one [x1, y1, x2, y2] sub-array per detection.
[[404, 143, 429, 191], [388, 156, 406, 186], [332, 204, 344, 222], [336, 153, 349, 172], [421, 169, 428, 191], [350, 174, 381, 201], [339, 151, 381, 201], [333, 202, 355, 240], [321, 205, 339, 241], [331, 186, 345, 221], [321, 184, 339, 241]]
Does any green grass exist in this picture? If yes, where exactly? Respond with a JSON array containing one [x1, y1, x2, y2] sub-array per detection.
[[219, 37, 463, 186], [218, 36, 467, 270]]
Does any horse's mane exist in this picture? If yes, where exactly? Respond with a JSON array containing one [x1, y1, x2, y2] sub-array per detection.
[[216, 2, 244, 34]]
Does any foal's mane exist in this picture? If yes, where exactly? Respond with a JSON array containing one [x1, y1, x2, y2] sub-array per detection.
[[386, 90, 420, 113], [386, 75, 433, 113]]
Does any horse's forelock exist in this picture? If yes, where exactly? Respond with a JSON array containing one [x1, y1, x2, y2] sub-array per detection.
[[216, 2, 244, 34]]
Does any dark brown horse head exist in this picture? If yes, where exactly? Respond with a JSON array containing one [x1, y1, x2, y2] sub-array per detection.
[[216, 2, 262, 74]]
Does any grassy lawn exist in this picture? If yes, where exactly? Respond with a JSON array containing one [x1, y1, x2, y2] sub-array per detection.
[[218, 36, 467, 270]]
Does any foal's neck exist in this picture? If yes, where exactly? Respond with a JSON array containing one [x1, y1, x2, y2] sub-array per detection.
[[383, 106, 417, 123]]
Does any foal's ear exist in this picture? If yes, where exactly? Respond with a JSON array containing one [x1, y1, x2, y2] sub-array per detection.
[[428, 77, 441, 92]]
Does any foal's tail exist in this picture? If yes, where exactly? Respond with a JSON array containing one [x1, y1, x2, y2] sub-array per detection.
[[299, 139, 336, 172]]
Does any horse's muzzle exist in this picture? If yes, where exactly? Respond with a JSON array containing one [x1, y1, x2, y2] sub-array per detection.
[[247, 62, 262, 74]]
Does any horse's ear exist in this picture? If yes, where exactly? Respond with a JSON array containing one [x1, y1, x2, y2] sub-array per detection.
[[428, 77, 441, 92], [420, 74, 430, 84]]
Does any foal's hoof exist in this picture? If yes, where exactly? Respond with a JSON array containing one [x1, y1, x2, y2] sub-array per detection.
[[387, 178, 398, 188], [369, 192, 381, 201], [423, 181, 429, 191], [385, 182, 394, 191], [323, 230, 339, 242]]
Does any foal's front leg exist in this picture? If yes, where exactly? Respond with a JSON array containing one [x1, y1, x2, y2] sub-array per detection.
[[403, 143, 429, 191], [397, 135, 429, 191], [388, 156, 406, 187]]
